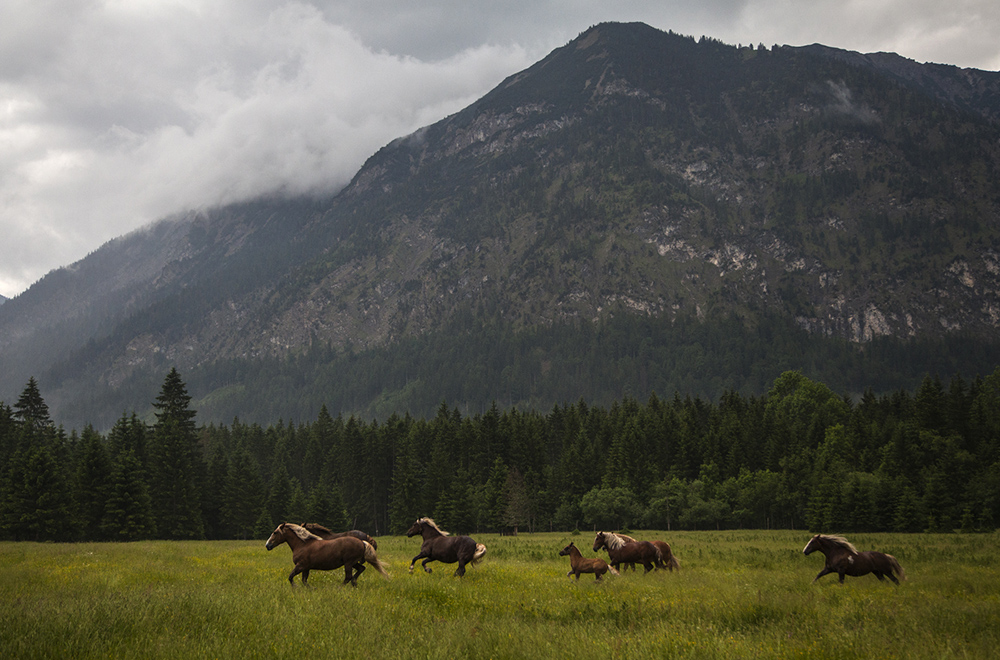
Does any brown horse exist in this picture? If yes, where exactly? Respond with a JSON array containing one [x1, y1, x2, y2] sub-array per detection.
[[560, 542, 619, 581], [803, 534, 906, 585], [406, 517, 487, 577], [651, 540, 681, 571], [300, 523, 378, 549], [601, 532, 680, 572], [593, 531, 663, 574], [265, 522, 389, 586]]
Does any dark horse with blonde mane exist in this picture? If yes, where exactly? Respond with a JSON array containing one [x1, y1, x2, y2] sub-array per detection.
[[601, 532, 680, 572], [560, 542, 619, 581], [593, 531, 664, 574], [406, 517, 487, 577], [265, 522, 389, 586], [300, 523, 378, 549], [803, 534, 906, 585]]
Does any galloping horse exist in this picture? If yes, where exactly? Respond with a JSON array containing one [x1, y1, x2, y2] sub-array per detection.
[[600, 532, 680, 572], [803, 534, 906, 585], [406, 517, 487, 577], [560, 542, 619, 581], [301, 523, 378, 549], [265, 522, 389, 586], [593, 531, 663, 574]]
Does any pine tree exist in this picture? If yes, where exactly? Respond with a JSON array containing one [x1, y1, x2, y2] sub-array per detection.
[[147, 369, 204, 539], [13, 377, 53, 434], [102, 448, 156, 541], [221, 446, 264, 539], [76, 425, 112, 541]]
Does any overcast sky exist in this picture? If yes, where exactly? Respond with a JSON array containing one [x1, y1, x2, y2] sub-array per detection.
[[2, 0, 999, 299]]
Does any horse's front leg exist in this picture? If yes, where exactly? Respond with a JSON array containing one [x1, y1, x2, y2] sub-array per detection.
[[287, 566, 302, 586], [300, 568, 311, 586], [812, 567, 833, 583], [454, 559, 467, 577], [409, 552, 428, 574], [421, 557, 435, 574]]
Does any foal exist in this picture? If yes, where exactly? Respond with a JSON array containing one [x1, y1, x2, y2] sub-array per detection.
[[559, 542, 619, 581]]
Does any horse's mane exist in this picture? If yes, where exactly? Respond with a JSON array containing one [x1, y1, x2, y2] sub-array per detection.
[[818, 534, 858, 554], [284, 523, 322, 541], [302, 523, 333, 536], [599, 532, 630, 551], [416, 517, 450, 536]]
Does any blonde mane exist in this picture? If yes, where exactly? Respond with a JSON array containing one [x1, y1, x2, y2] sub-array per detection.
[[819, 534, 858, 554], [416, 517, 450, 536], [598, 531, 631, 551], [284, 523, 322, 541]]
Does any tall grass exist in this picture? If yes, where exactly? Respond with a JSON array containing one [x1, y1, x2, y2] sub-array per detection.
[[2, 531, 997, 659]]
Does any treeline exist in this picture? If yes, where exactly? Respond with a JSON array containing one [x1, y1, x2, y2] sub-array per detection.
[[1, 366, 999, 542]]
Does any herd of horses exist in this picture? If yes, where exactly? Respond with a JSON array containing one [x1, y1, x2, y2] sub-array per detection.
[[265, 520, 906, 587]]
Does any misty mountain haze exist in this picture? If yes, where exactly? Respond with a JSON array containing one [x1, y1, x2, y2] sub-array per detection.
[[2, 22, 1000, 430]]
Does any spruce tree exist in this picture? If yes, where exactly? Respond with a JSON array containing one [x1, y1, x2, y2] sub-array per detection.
[[76, 425, 112, 541], [148, 368, 205, 539], [13, 377, 52, 434], [102, 448, 156, 541]]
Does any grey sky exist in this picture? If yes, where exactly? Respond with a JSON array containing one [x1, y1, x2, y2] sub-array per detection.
[[2, 0, 998, 298]]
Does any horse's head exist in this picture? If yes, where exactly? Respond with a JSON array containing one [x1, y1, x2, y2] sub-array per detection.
[[559, 542, 575, 556], [406, 520, 424, 537], [802, 534, 822, 555], [593, 532, 606, 553], [265, 524, 288, 551]]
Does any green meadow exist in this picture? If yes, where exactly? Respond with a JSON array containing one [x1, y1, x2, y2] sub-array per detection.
[[2, 531, 998, 659]]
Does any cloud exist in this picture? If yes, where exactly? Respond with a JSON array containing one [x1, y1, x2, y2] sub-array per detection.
[[0, 1, 541, 297], [1, 0, 998, 297]]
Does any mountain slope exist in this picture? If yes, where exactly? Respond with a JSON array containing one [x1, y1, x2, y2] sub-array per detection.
[[2, 22, 1000, 428]]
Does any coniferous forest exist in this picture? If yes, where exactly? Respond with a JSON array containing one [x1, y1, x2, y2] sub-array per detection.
[[1, 365, 999, 543]]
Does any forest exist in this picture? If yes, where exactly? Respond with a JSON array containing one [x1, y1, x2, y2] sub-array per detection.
[[1, 364, 998, 542]]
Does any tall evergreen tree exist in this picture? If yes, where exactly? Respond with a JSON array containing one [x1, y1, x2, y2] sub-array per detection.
[[13, 377, 53, 434], [76, 425, 112, 541], [102, 448, 156, 541], [147, 368, 205, 539]]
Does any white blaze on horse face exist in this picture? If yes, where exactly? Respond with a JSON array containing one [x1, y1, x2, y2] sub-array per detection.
[[803, 538, 815, 554]]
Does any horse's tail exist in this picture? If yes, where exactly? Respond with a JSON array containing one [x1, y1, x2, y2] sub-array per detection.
[[887, 554, 906, 581], [472, 543, 488, 565], [363, 541, 390, 579], [607, 565, 620, 576], [653, 544, 665, 568], [666, 553, 681, 571]]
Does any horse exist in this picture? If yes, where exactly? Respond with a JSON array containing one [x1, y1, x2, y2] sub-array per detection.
[[559, 542, 619, 581], [593, 531, 663, 574], [802, 534, 906, 585], [300, 523, 378, 549], [265, 522, 389, 587], [600, 532, 680, 572], [651, 540, 681, 571], [406, 517, 487, 577]]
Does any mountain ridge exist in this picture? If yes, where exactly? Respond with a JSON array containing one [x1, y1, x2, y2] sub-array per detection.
[[2, 22, 1000, 428]]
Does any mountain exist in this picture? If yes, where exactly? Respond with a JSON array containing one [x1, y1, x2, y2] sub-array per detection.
[[3, 22, 1000, 429]]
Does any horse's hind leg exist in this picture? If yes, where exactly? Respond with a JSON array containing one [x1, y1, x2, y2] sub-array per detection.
[[454, 560, 467, 577], [300, 569, 311, 587], [887, 572, 900, 585]]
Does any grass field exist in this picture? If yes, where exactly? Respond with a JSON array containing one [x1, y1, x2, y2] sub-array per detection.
[[2, 530, 998, 659]]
